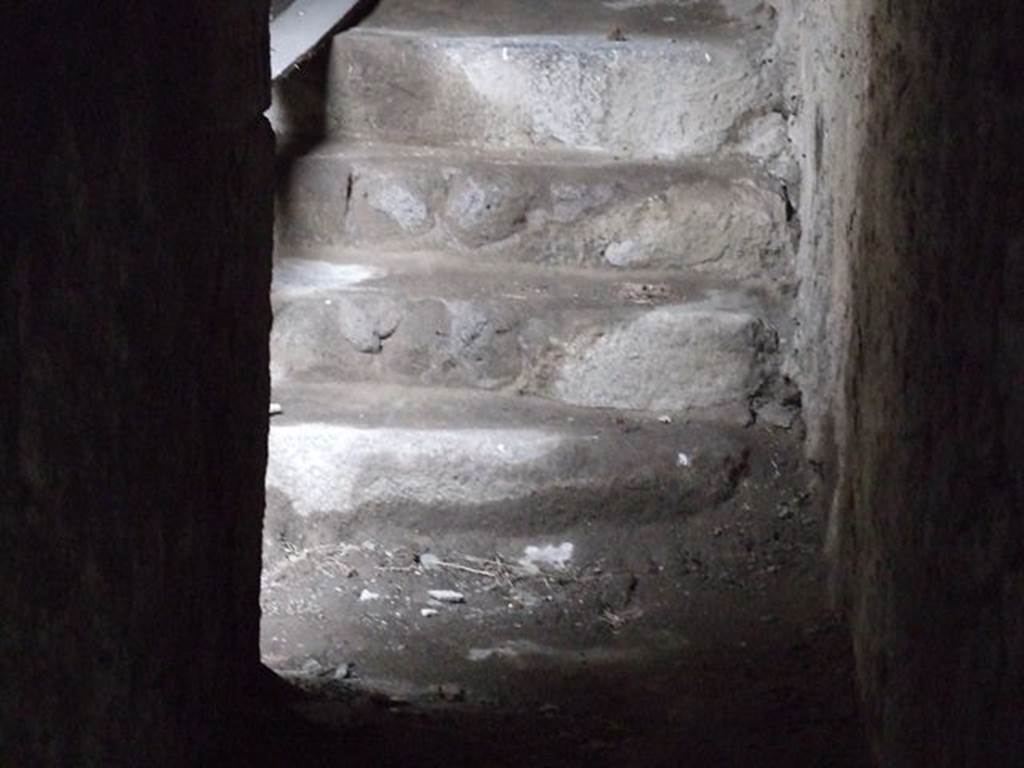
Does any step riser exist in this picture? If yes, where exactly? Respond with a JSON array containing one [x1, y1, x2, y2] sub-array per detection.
[[275, 32, 779, 158], [271, 287, 777, 416], [277, 154, 789, 278], [264, 420, 749, 559]]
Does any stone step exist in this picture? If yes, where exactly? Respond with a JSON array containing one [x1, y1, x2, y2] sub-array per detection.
[[269, 3, 783, 159], [264, 381, 759, 566], [270, 250, 786, 420], [276, 144, 792, 280], [353, 0, 771, 38]]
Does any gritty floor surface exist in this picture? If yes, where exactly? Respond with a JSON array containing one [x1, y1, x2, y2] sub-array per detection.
[[243, 426, 872, 767]]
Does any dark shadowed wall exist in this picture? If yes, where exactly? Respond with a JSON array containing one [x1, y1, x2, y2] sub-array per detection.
[[796, 1, 1024, 764], [0, 2, 273, 765]]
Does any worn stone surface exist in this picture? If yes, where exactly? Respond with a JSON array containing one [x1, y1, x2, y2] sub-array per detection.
[[443, 170, 535, 247], [270, 253, 780, 419], [549, 306, 776, 413], [263, 382, 753, 563], [356, 0, 769, 37], [793, 0, 1024, 764], [0, 3, 273, 765], [316, 28, 779, 159], [276, 146, 791, 279]]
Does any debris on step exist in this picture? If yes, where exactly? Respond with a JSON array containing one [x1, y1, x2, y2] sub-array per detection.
[[333, 662, 355, 680], [420, 608, 440, 618], [359, 589, 381, 602], [427, 589, 466, 604], [269, 402, 283, 416], [416, 553, 497, 578], [619, 281, 671, 303], [600, 606, 644, 632]]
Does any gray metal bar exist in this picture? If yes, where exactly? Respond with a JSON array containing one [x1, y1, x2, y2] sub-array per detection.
[[270, 0, 362, 80]]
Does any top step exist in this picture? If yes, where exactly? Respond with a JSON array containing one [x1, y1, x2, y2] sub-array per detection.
[[270, 0, 783, 160], [356, 0, 771, 38]]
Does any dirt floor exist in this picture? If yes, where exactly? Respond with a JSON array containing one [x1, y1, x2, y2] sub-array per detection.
[[231, 426, 872, 767]]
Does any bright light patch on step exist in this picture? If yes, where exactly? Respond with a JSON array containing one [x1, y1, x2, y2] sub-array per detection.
[[677, 452, 692, 467], [273, 259, 383, 296], [266, 424, 564, 518]]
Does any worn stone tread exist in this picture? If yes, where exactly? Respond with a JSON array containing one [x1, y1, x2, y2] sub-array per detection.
[[270, 249, 786, 417], [357, 0, 771, 39], [264, 381, 761, 556], [274, 142, 792, 278], [270, 18, 783, 158]]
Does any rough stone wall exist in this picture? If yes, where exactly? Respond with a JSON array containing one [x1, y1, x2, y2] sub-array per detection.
[[781, 1, 868, 474], [1, 3, 273, 765], [793, 0, 1024, 764]]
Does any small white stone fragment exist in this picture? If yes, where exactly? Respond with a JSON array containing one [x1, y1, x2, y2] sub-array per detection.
[[658, 415, 673, 424], [427, 590, 466, 604], [419, 553, 442, 570], [438, 683, 466, 702], [359, 589, 381, 602], [604, 239, 646, 267], [677, 452, 691, 467], [420, 608, 440, 618], [269, 402, 283, 416], [519, 542, 574, 573]]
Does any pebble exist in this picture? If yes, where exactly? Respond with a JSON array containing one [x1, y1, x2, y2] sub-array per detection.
[[419, 553, 442, 570], [420, 608, 440, 618], [438, 683, 466, 702]]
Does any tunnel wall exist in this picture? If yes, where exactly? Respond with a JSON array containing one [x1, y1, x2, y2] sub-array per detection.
[[1, 2, 273, 765], [794, 0, 1024, 764]]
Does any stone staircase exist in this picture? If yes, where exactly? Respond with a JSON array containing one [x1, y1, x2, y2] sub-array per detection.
[[265, 0, 798, 568]]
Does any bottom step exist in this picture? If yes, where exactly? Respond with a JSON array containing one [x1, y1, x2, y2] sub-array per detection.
[[264, 383, 766, 568]]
